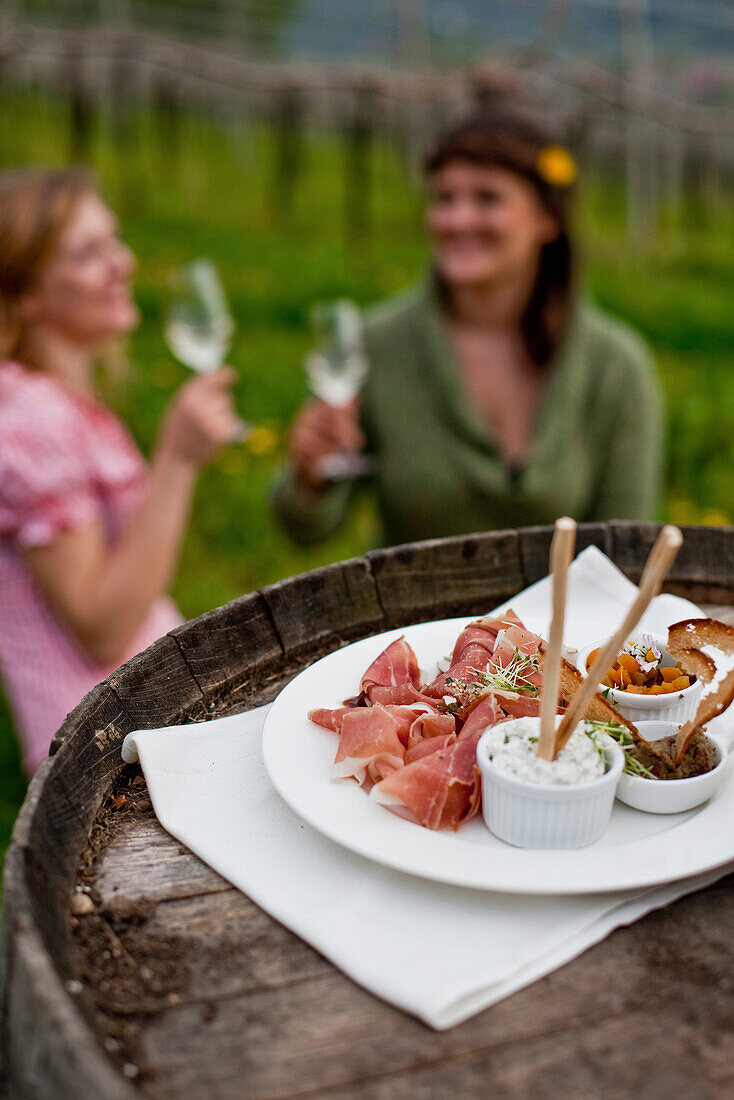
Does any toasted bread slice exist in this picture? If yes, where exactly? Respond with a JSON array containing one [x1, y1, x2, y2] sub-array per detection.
[[667, 618, 734, 760]]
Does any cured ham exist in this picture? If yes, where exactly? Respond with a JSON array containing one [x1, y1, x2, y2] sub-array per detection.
[[308, 607, 578, 831], [366, 683, 437, 707], [384, 704, 437, 747], [424, 618, 503, 699], [332, 705, 406, 784], [492, 626, 543, 690], [307, 706, 354, 732], [366, 757, 404, 784], [457, 692, 509, 742], [426, 610, 543, 701], [426, 648, 494, 701], [404, 731, 457, 765], [406, 711, 456, 748], [448, 610, 524, 665], [360, 636, 421, 701], [450, 624, 497, 664], [371, 696, 506, 830], [495, 694, 542, 719], [369, 745, 477, 830], [312, 701, 434, 743]]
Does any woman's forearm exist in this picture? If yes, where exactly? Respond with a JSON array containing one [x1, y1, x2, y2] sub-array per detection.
[[24, 369, 240, 667], [80, 452, 196, 661], [87, 453, 196, 655], [26, 452, 198, 666]]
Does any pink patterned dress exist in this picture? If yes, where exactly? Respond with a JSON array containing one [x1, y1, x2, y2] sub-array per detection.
[[0, 361, 183, 773]]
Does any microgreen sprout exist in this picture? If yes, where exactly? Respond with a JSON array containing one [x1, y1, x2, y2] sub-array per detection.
[[583, 720, 655, 779], [467, 649, 541, 697]]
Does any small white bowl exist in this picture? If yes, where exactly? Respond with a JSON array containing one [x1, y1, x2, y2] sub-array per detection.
[[577, 635, 702, 726], [616, 719, 731, 814], [476, 719, 624, 849]]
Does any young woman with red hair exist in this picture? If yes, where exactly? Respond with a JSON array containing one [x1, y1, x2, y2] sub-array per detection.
[[0, 169, 239, 771]]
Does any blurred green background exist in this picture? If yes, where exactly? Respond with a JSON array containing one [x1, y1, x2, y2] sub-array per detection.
[[0, 84, 732, 861]]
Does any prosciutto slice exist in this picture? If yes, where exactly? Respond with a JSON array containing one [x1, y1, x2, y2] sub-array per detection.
[[496, 694, 542, 719], [406, 711, 456, 749], [367, 683, 438, 708], [308, 607, 553, 832], [371, 695, 506, 830], [450, 625, 497, 664], [332, 705, 406, 784], [366, 757, 404, 784], [425, 609, 535, 699], [360, 637, 421, 701], [456, 692, 508, 742], [426, 647, 493, 700], [384, 704, 436, 747], [311, 702, 434, 742], [447, 609, 525, 664], [447, 610, 524, 665], [492, 621, 543, 689], [307, 706, 353, 732], [404, 732, 458, 765]]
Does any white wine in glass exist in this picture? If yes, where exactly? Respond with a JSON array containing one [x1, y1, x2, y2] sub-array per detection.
[[165, 259, 235, 375], [304, 299, 373, 480], [165, 259, 251, 441]]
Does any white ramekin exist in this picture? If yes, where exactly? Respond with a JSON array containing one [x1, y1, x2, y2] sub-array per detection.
[[577, 635, 703, 726], [616, 719, 730, 814], [476, 719, 625, 849]]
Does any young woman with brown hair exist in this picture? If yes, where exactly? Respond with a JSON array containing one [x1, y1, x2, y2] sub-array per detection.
[[0, 169, 240, 772], [274, 107, 663, 545]]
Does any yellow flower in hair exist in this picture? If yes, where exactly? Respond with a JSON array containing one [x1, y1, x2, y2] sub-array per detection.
[[536, 145, 577, 187]]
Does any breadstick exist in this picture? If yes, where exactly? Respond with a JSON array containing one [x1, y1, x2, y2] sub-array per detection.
[[537, 518, 577, 761], [553, 526, 683, 755]]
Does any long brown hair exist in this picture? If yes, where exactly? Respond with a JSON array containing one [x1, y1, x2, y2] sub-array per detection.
[[0, 167, 97, 361], [425, 108, 576, 367]]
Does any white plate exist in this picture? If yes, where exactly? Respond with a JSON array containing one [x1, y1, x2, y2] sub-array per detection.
[[262, 614, 734, 894]]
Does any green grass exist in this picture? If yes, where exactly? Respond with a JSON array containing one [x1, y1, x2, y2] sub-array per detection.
[[1, 86, 732, 864]]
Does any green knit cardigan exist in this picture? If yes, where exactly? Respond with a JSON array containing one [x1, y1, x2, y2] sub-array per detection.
[[273, 281, 663, 547]]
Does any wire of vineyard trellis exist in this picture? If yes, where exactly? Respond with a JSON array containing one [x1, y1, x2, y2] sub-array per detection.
[[0, 0, 731, 250]]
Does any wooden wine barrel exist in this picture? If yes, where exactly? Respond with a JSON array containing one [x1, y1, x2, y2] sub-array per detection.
[[3, 522, 734, 1099]]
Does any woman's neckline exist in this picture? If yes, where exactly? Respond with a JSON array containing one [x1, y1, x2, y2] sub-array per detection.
[[5, 358, 111, 418], [446, 321, 544, 468], [419, 273, 581, 475]]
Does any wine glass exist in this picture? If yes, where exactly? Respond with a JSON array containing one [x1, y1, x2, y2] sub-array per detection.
[[165, 259, 234, 373], [304, 299, 373, 480], [165, 259, 250, 440]]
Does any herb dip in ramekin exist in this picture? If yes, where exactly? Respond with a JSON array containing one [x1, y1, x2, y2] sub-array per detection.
[[477, 716, 625, 848], [482, 717, 606, 786]]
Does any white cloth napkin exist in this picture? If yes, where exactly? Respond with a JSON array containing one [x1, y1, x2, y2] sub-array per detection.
[[122, 547, 731, 1029], [496, 543, 696, 651]]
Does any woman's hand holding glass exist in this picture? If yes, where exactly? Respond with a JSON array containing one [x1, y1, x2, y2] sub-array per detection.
[[165, 258, 250, 444], [291, 299, 373, 487], [157, 368, 241, 470], [289, 396, 366, 490]]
